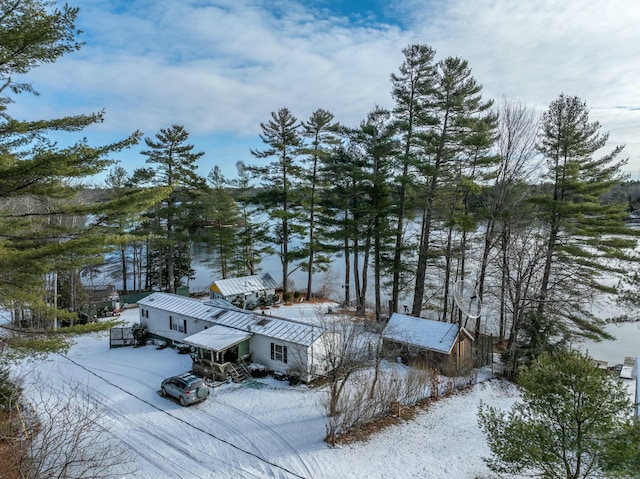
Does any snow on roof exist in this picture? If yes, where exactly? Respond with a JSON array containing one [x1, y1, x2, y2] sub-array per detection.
[[183, 325, 251, 351], [139, 292, 324, 347], [382, 313, 466, 355], [209, 273, 279, 297], [138, 293, 247, 323]]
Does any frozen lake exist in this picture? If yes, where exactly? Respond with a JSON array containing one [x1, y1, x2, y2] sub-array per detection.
[[172, 243, 640, 368], [576, 321, 640, 367]]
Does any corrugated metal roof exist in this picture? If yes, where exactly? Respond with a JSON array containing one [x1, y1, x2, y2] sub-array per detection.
[[382, 313, 465, 355], [140, 292, 324, 346], [139, 293, 223, 319], [249, 312, 325, 346], [209, 273, 279, 297]]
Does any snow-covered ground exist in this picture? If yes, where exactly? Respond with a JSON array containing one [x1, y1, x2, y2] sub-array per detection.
[[7, 304, 637, 479]]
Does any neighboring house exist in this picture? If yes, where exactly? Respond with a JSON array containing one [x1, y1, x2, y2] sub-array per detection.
[[382, 313, 474, 370], [138, 292, 328, 383], [208, 273, 279, 309]]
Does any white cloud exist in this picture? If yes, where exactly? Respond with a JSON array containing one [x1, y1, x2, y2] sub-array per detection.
[[9, 0, 640, 176]]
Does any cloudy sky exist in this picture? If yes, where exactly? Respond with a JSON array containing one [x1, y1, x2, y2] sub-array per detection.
[[11, 0, 640, 182]]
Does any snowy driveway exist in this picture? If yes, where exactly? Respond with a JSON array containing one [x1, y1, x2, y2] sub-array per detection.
[[16, 322, 520, 478]]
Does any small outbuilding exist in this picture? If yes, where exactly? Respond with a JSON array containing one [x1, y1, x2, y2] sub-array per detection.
[[208, 273, 279, 309], [382, 313, 474, 370]]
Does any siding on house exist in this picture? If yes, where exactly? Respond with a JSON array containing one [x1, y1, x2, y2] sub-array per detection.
[[138, 292, 327, 382]]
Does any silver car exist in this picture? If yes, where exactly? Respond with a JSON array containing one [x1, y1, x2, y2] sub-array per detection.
[[161, 373, 210, 406]]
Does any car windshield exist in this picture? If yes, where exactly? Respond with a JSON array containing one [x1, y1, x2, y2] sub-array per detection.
[[188, 380, 205, 389]]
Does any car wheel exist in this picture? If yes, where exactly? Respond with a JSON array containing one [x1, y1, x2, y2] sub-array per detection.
[[179, 396, 187, 406], [161, 386, 167, 397]]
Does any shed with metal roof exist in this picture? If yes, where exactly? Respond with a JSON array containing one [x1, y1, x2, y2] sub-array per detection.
[[209, 273, 279, 309], [382, 313, 474, 369]]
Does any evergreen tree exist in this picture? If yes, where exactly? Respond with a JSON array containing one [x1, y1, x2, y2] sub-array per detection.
[[0, 362, 18, 409], [479, 349, 640, 478], [317, 146, 359, 306], [389, 43, 437, 313], [200, 165, 241, 279], [349, 107, 397, 318], [139, 125, 205, 294], [229, 160, 272, 276], [300, 108, 341, 299], [411, 56, 494, 316], [0, 0, 166, 327], [532, 94, 635, 342], [102, 165, 155, 293], [250, 107, 305, 297]]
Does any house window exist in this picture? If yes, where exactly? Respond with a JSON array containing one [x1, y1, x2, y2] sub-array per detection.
[[213, 310, 227, 320], [145, 309, 149, 318], [270, 342, 288, 363], [178, 319, 186, 333], [170, 315, 178, 331]]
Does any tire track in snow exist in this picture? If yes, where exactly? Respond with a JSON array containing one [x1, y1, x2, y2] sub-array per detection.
[[90, 388, 259, 479], [210, 391, 322, 479], [51, 348, 320, 478], [54, 357, 301, 476], [34, 375, 242, 479], [56, 353, 307, 479]]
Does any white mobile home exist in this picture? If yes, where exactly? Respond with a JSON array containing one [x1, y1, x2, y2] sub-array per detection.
[[208, 273, 279, 309], [138, 292, 327, 382]]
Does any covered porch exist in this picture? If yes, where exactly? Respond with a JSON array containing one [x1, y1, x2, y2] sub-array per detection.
[[184, 325, 253, 382]]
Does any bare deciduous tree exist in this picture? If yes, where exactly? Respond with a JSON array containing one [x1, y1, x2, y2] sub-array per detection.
[[1, 375, 134, 479]]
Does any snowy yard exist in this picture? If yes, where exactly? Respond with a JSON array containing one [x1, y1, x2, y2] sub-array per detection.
[[7, 306, 521, 479], [9, 305, 635, 479]]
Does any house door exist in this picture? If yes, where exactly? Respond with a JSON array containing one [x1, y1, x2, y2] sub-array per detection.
[[238, 339, 250, 359]]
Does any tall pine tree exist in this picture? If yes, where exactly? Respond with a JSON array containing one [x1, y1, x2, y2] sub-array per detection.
[[139, 125, 205, 294], [389, 43, 437, 313], [300, 109, 341, 299], [411, 56, 494, 316], [531, 94, 635, 343], [250, 107, 305, 298], [0, 0, 166, 327]]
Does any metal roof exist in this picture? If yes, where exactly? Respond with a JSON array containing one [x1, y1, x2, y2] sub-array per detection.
[[247, 312, 325, 346], [209, 273, 279, 297], [139, 292, 324, 347], [382, 313, 470, 355], [138, 293, 248, 324], [183, 325, 251, 351]]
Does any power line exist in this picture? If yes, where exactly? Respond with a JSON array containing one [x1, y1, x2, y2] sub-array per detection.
[[59, 353, 306, 479]]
